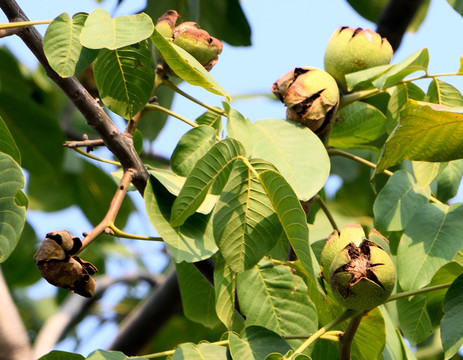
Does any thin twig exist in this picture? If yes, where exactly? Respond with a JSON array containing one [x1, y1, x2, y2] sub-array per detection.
[[314, 195, 339, 231], [107, 222, 162, 241], [79, 169, 135, 253], [65, 139, 105, 149], [386, 283, 451, 303]]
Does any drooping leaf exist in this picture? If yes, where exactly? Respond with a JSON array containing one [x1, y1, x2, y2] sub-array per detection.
[[150, 28, 230, 100], [373, 170, 430, 232], [381, 307, 405, 360], [441, 273, 463, 359], [80, 9, 154, 50], [43, 13, 99, 77], [427, 78, 463, 106], [228, 326, 291, 360], [93, 40, 154, 119], [373, 49, 429, 90], [195, 110, 222, 135], [377, 100, 463, 172], [396, 293, 432, 346], [436, 159, 463, 202], [232, 118, 330, 201], [150, 168, 218, 214], [397, 203, 463, 291], [38, 350, 85, 360], [0, 115, 20, 164], [0, 153, 26, 263], [214, 255, 237, 329], [0, 93, 64, 177], [86, 350, 146, 360], [176, 262, 221, 328], [145, 175, 218, 262], [259, 170, 322, 292], [330, 101, 387, 150], [170, 138, 245, 227], [213, 159, 282, 273], [237, 261, 318, 344], [172, 342, 229, 360], [171, 125, 217, 176]]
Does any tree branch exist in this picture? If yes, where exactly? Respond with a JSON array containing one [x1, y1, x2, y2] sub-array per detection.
[[376, 0, 426, 51], [0, 0, 149, 194], [0, 267, 33, 360]]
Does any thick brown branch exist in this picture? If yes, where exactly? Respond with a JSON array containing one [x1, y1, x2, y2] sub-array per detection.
[[376, 0, 426, 51], [0, 0, 149, 194]]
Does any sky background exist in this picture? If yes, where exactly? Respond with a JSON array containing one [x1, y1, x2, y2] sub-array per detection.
[[1, 0, 463, 355]]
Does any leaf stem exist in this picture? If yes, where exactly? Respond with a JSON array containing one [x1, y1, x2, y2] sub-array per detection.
[[386, 283, 451, 303], [340, 89, 383, 108], [291, 309, 360, 357], [79, 169, 135, 253], [163, 79, 227, 117], [327, 148, 444, 205], [339, 312, 364, 360], [0, 19, 51, 29], [139, 339, 229, 359], [106, 222, 162, 241], [314, 195, 339, 231], [70, 147, 121, 166]]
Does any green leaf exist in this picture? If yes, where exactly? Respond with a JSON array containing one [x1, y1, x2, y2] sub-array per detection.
[[213, 159, 282, 273], [386, 83, 425, 133], [214, 255, 237, 329], [80, 9, 154, 50], [259, 170, 322, 292], [239, 119, 330, 201], [171, 126, 217, 176], [377, 100, 463, 172], [0, 153, 26, 263], [172, 342, 229, 360], [373, 170, 430, 232], [373, 49, 429, 90], [93, 40, 154, 119], [150, 168, 218, 215], [43, 13, 98, 77], [441, 273, 463, 359], [381, 307, 405, 360], [195, 110, 222, 135], [228, 326, 292, 360], [176, 262, 221, 328], [0, 115, 20, 164], [436, 159, 463, 202], [448, 0, 463, 17], [412, 161, 447, 189], [427, 78, 463, 106], [351, 307, 386, 360], [145, 175, 218, 262], [38, 350, 85, 360], [87, 350, 146, 360], [0, 93, 64, 177], [225, 105, 254, 154], [330, 101, 387, 150], [345, 64, 393, 91], [170, 138, 246, 227], [237, 262, 318, 344], [346, 0, 388, 22], [150, 28, 230, 100], [396, 293, 432, 346], [397, 203, 463, 290]]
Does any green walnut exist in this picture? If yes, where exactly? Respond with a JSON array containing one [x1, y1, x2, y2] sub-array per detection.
[[330, 239, 396, 311], [324, 26, 393, 91], [271, 67, 339, 132]]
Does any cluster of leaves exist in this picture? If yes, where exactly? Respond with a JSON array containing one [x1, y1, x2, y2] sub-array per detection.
[[2, 1, 463, 360]]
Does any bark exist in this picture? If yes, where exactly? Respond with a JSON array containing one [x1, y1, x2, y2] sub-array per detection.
[[376, 0, 426, 51], [0, 267, 33, 360]]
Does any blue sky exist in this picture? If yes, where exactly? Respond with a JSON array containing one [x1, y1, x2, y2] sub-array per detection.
[[1, 0, 463, 354]]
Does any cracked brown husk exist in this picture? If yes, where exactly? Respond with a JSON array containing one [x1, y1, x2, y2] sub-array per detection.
[[330, 239, 395, 310]]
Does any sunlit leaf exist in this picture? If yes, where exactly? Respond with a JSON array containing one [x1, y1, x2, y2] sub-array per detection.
[[172, 342, 229, 360], [43, 13, 98, 77], [441, 273, 463, 359], [0, 153, 26, 263], [38, 350, 85, 360], [377, 100, 463, 172], [195, 110, 222, 135], [93, 40, 154, 119], [427, 78, 463, 106], [228, 326, 291, 360], [213, 159, 282, 273], [412, 161, 447, 189], [225, 105, 254, 155], [396, 293, 432, 346], [386, 83, 425, 133], [373, 170, 430, 232], [171, 126, 216, 176], [436, 159, 463, 202], [345, 64, 392, 91], [330, 101, 387, 150], [87, 350, 146, 360], [80, 9, 154, 50], [397, 203, 463, 290], [237, 261, 318, 345], [381, 307, 405, 360], [150, 28, 230, 100], [145, 175, 218, 262], [373, 49, 429, 90], [170, 138, 245, 227], [176, 262, 221, 328]]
